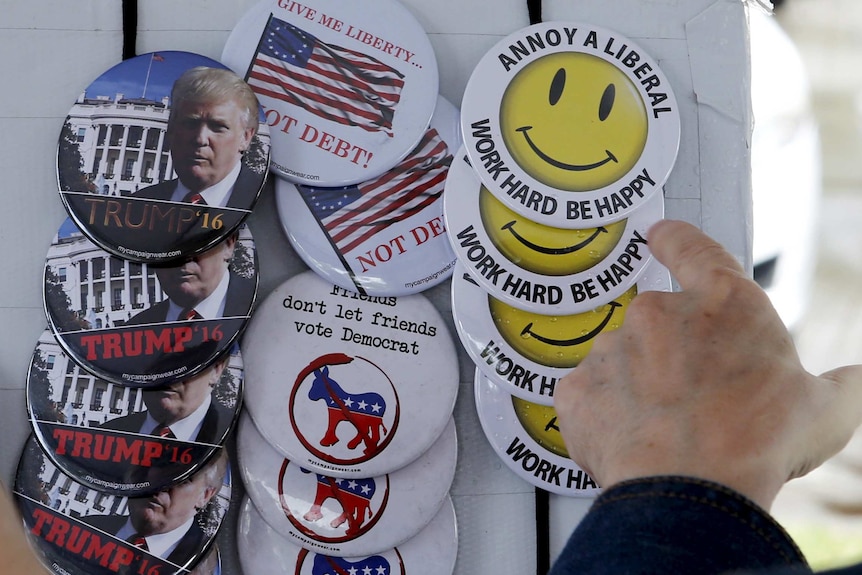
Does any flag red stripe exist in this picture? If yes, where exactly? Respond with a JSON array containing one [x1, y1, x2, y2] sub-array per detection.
[[250, 57, 391, 125], [336, 189, 444, 254], [330, 170, 448, 252]]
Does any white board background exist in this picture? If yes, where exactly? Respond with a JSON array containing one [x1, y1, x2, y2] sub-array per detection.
[[0, 1, 752, 573]]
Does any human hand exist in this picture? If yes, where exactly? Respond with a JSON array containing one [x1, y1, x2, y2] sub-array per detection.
[[553, 219, 862, 510], [0, 485, 49, 574]]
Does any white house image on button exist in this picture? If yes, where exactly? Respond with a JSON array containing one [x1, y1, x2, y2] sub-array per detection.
[[45, 223, 256, 330], [63, 92, 174, 197]]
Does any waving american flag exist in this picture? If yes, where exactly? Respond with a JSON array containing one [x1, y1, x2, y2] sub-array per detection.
[[298, 129, 452, 255], [247, 15, 405, 135]]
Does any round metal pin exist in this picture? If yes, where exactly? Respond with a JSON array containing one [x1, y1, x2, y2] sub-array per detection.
[[460, 22, 680, 228], [241, 270, 459, 478], [26, 328, 243, 496], [237, 494, 457, 575], [58, 50, 270, 263], [238, 411, 456, 556], [221, 0, 439, 186], [444, 145, 664, 314], [43, 218, 258, 387], [451, 260, 671, 406], [13, 435, 233, 575], [473, 368, 599, 497], [275, 95, 460, 296]]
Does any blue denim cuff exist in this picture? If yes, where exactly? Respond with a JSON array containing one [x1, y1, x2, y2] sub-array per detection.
[[549, 476, 808, 575]]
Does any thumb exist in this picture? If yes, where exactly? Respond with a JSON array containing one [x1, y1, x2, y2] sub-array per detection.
[[793, 364, 862, 478]]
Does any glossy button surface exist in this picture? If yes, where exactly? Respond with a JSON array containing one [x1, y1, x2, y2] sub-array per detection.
[[451, 260, 671, 405], [43, 218, 258, 387], [238, 412, 456, 556], [14, 435, 232, 575], [237, 494, 457, 575], [27, 329, 242, 496], [474, 368, 599, 497], [242, 270, 459, 477], [444, 146, 664, 314], [276, 95, 460, 296], [58, 51, 269, 263], [460, 22, 679, 228], [222, 0, 439, 187]]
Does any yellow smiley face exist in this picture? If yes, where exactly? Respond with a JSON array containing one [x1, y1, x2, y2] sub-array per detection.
[[500, 52, 648, 192], [489, 285, 636, 368], [511, 398, 568, 458], [479, 186, 626, 275]]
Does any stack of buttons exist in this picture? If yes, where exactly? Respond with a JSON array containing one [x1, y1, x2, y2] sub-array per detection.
[[220, 2, 462, 570], [14, 50, 269, 575], [221, 0, 459, 298], [444, 21, 681, 496], [237, 271, 459, 573]]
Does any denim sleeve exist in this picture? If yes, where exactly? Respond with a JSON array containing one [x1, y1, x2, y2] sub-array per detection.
[[548, 476, 810, 575]]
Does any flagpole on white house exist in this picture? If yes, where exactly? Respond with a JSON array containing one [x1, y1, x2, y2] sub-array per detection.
[[142, 52, 155, 100]]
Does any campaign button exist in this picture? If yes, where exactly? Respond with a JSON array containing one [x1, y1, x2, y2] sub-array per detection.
[[275, 95, 460, 296], [43, 218, 258, 387], [13, 434, 232, 575], [241, 270, 459, 477], [27, 328, 242, 496], [193, 544, 221, 575], [221, 0, 438, 186], [451, 260, 671, 406], [238, 411, 456, 556], [473, 368, 599, 496], [238, 494, 457, 575], [444, 146, 664, 314], [460, 22, 680, 228], [58, 51, 270, 263]]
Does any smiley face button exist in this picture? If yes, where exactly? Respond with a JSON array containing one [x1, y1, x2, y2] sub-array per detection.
[[461, 22, 680, 227], [444, 147, 664, 314], [452, 260, 671, 405], [478, 183, 627, 277], [473, 369, 598, 496]]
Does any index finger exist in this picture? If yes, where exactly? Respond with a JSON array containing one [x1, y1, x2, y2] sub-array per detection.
[[647, 219, 747, 291]]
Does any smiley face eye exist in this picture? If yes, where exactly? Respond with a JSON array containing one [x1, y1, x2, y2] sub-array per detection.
[[599, 84, 615, 121], [549, 68, 566, 106]]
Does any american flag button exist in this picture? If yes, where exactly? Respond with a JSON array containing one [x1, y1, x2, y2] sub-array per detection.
[[241, 270, 459, 478], [275, 96, 460, 297], [221, 0, 440, 187], [26, 328, 243, 497], [57, 51, 269, 264], [237, 412, 456, 557], [42, 218, 258, 389], [473, 368, 600, 497], [238, 493, 457, 575]]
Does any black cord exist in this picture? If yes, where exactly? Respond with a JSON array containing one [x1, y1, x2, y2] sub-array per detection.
[[536, 488, 551, 574], [122, 0, 138, 60], [529, 12, 550, 575], [527, 0, 543, 25]]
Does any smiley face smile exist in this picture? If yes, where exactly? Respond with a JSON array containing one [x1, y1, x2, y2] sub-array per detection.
[[519, 301, 622, 346], [500, 221, 609, 255], [515, 126, 618, 172]]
